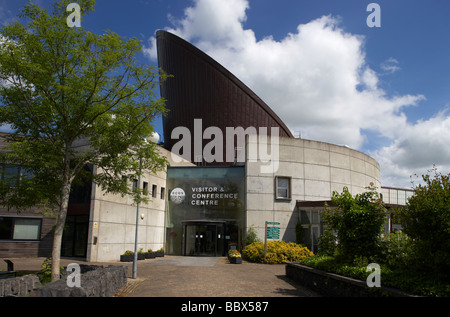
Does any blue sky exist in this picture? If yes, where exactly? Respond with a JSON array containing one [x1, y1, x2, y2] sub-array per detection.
[[1, 0, 450, 187]]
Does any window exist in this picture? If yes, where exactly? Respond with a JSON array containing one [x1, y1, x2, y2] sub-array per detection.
[[0, 164, 36, 188], [0, 217, 41, 241], [1, 164, 20, 187], [152, 184, 157, 198], [143, 182, 149, 195], [13, 218, 41, 240], [298, 210, 322, 253], [275, 176, 291, 200], [0, 217, 13, 239], [160, 187, 165, 200]]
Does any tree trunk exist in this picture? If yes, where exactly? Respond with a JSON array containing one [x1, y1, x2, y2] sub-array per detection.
[[51, 147, 73, 282]]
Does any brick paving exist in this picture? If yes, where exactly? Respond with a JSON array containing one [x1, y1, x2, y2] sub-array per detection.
[[119, 256, 320, 297]]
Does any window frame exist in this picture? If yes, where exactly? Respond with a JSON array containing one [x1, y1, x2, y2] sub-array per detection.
[[152, 184, 157, 198], [275, 176, 292, 200], [0, 216, 42, 241]]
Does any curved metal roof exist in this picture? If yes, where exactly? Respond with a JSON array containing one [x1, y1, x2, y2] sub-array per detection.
[[157, 30, 293, 164]]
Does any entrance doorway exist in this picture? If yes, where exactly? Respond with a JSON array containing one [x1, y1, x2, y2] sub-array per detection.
[[61, 215, 89, 258], [183, 221, 225, 257]]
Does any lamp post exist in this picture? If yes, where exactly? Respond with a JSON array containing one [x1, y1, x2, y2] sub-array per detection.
[[132, 156, 142, 280]]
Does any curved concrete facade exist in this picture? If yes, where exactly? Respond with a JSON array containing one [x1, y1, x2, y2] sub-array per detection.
[[245, 136, 381, 243]]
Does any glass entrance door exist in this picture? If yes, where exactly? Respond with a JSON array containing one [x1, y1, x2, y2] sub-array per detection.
[[61, 215, 89, 258], [183, 222, 225, 256]]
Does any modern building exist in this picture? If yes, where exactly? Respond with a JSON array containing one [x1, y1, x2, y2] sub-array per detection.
[[157, 30, 382, 256], [0, 134, 193, 261], [0, 31, 412, 261]]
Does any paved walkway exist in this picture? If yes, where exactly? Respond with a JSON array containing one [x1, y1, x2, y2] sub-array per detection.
[[1, 256, 320, 297], [117, 256, 320, 297]]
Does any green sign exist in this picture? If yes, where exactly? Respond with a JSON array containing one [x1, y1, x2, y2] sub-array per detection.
[[264, 222, 281, 260], [266, 226, 280, 239]]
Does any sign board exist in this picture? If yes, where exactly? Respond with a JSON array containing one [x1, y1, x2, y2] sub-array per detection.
[[266, 227, 280, 239], [264, 221, 281, 260], [265, 222, 280, 240]]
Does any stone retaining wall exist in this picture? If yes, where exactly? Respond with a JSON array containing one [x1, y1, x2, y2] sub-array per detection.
[[0, 275, 41, 297], [285, 262, 416, 297], [37, 265, 128, 297]]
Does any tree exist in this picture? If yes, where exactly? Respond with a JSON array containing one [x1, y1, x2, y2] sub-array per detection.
[[399, 169, 450, 275], [321, 187, 386, 262], [0, 0, 169, 281], [244, 226, 261, 245]]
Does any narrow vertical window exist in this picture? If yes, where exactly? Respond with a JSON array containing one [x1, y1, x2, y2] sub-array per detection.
[[132, 179, 138, 192], [143, 182, 149, 195]]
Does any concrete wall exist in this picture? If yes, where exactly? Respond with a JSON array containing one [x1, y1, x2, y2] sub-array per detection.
[[87, 147, 194, 262], [245, 136, 380, 243]]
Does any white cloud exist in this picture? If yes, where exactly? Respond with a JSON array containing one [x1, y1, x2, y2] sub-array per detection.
[[144, 0, 449, 187], [380, 57, 401, 74], [371, 109, 450, 187]]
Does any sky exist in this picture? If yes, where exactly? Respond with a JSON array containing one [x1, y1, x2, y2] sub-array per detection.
[[1, 0, 450, 188]]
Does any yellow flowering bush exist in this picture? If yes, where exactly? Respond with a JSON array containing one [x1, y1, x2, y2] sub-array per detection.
[[242, 241, 314, 264], [228, 249, 241, 258]]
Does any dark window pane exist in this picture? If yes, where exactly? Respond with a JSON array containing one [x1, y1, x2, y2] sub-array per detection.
[[0, 217, 13, 239]]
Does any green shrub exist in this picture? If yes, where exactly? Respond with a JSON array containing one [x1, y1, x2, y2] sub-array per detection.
[[244, 226, 261, 245], [38, 257, 64, 285], [317, 227, 337, 256], [243, 241, 313, 264], [322, 186, 386, 263], [300, 255, 368, 280], [399, 170, 450, 275], [300, 255, 450, 297], [378, 232, 413, 269]]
